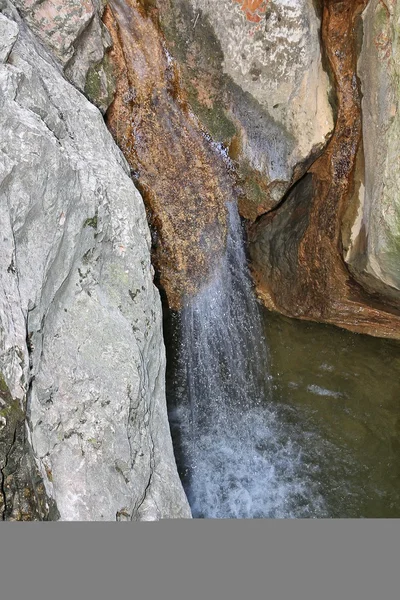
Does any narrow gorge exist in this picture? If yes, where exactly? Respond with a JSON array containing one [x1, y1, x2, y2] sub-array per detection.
[[1, 0, 400, 520]]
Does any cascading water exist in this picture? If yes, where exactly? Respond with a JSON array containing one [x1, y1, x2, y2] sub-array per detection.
[[168, 202, 327, 518]]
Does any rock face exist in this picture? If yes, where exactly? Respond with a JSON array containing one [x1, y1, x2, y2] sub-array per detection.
[[249, 0, 400, 339], [0, 1, 190, 520], [343, 0, 400, 307], [12, 0, 115, 112], [126, 0, 400, 339], [155, 0, 334, 219], [105, 0, 234, 310]]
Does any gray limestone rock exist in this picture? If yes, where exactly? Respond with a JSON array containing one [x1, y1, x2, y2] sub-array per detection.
[[12, 0, 115, 112], [0, 5, 190, 520], [344, 0, 400, 306]]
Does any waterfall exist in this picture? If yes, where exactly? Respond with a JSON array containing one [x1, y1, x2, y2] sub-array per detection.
[[168, 202, 327, 518]]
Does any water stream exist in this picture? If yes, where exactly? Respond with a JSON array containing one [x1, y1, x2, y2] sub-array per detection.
[[166, 202, 400, 518], [168, 203, 328, 517]]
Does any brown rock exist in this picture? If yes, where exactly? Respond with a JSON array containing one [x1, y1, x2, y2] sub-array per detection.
[[104, 0, 235, 309]]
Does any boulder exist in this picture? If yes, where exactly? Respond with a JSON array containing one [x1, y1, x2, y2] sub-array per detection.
[[343, 0, 400, 308], [0, 3, 190, 520], [156, 0, 334, 218]]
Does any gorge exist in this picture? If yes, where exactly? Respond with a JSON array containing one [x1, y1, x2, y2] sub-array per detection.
[[1, 0, 400, 520]]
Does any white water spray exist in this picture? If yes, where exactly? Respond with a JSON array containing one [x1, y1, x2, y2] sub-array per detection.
[[169, 202, 326, 518]]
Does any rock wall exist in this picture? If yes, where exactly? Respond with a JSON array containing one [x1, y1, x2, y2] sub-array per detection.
[[0, 1, 190, 520], [248, 0, 400, 339], [344, 0, 400, 307], [102, 0, 400, 338], [155, 0, 334, 219]]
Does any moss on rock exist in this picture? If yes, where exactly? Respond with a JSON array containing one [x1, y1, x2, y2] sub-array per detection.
[[84, 53, 116, 114], [1, 371, 59, 521]]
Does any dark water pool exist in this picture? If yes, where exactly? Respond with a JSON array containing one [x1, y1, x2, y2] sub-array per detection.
[[166, 307, 400, 518], [261, 312, 400, 518]]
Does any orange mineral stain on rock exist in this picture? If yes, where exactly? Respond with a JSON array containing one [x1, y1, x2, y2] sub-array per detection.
[[233, 0, 269, 24], [104, 0, 235, 310]]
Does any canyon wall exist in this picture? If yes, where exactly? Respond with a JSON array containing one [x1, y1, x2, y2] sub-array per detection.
[[130, 0, 400, 338], [0, 0, 190, 520], [344, 0, 400, 306]]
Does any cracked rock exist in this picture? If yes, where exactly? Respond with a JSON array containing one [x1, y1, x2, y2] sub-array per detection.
[[0, 2, 190, 520]]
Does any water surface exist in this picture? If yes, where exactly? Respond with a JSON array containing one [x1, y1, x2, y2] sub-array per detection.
[[165, 205, 400, 518], [263, 313, 400, 518]]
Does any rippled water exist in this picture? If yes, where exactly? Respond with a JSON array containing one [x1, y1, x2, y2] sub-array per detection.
[[262, 314, 400, 518], [166, 204, 400, 518]]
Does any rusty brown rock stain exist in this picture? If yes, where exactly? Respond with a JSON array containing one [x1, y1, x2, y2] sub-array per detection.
[[250, 0, 400, 339], [233, 0, 270, 24], [104, 0, 234, 309]]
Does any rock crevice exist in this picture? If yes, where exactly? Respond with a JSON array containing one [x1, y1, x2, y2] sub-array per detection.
[[249, 0, 400, 339]]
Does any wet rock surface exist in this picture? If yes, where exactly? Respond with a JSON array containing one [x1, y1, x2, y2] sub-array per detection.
[[105, 0, 234, 310]]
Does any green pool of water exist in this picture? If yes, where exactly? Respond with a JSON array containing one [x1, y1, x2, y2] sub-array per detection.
[[262, 311, 400, 518]]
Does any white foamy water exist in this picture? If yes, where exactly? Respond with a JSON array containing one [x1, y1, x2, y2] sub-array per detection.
[[170, 202, 327, 518]]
